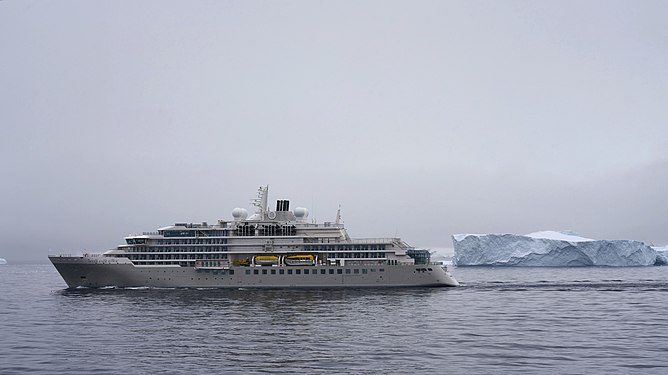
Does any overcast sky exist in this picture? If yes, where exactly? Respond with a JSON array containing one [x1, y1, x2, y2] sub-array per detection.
[[1, 0, 667, 263]]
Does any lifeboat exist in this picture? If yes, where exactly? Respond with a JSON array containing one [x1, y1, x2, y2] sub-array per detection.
[[233, 259, 251, 266], [284, 254, 316, 266], [254, 255, 280, 266]]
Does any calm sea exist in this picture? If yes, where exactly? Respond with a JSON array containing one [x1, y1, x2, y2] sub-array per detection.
[[1, 264, 667, 374]]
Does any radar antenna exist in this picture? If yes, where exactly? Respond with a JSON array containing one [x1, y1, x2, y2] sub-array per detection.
[[252, 185, 269, 220]]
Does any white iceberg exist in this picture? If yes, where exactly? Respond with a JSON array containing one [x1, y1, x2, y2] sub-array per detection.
[[453, 231, 663, 267], [654, 246, 668, 266], [0, 258, 7, 265]]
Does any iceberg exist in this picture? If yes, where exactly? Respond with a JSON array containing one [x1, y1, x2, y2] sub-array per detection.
[[0, 258, 6, 265], [654, 246, 668, 266], [453, 231, 663, 267]]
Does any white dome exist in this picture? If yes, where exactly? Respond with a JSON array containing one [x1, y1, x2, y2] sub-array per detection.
[[231, 208, 248, 220], [293, 207, 309, 219]]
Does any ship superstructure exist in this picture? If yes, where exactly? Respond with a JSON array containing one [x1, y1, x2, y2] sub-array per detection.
[[49, 186, 458, 288]]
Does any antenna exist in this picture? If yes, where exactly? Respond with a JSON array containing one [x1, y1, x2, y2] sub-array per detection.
[[311, 195, 317, 224]]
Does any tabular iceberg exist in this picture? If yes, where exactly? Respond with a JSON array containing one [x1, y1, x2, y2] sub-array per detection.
[[453, 231, 664, 267]]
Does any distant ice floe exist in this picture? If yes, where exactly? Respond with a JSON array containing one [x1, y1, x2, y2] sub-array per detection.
[[453, 231, 666, 267], [0, 258, 7, 265]]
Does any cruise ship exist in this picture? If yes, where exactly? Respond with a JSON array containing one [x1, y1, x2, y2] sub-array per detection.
[[49, 186, 459, 288]]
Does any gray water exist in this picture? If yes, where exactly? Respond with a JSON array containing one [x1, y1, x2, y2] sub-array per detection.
[[1, 264, 667, 374]]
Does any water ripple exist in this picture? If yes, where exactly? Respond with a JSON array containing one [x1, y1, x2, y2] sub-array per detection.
[[2, 265, 668, 374]]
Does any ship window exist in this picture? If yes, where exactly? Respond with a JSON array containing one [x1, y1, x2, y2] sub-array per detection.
[[279, 270, 285, 275], [304, 269, 309, 274], [295, 269, 301, 274], [164, 230, 195, 237], [371, 269, 376, 272], [345, 269, 351, 274], [253, 270, 259, 275], [354, 269, 359, 274], [229, 270, 234, 275], [329, 269, 334, 274], [379, 268, 384, 272], [245, 270, 251, 275], [271, 269, 276, 275], [337, 269, 343, 274], [362, 269, 368, 274], [262, 269, 268, 275], [288, 270, 293, 275], [320, 269, 326, 274]]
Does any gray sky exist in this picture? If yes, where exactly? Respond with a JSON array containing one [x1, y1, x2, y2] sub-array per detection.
[[1, 0, 667, 263]]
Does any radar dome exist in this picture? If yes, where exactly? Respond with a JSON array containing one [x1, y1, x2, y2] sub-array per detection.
[[232, 208, 248, 220], [294, 207, 309, 219]]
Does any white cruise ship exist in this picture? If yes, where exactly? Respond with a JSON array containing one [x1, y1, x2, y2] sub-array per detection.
[[49, 186, 459, 288]]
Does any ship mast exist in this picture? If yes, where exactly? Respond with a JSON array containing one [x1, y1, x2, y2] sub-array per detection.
[[252, 185, 269, 220], [335, 204, 342, 225]]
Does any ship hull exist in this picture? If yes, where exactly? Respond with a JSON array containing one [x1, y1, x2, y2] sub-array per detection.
[[49, 256, 459, 288]]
